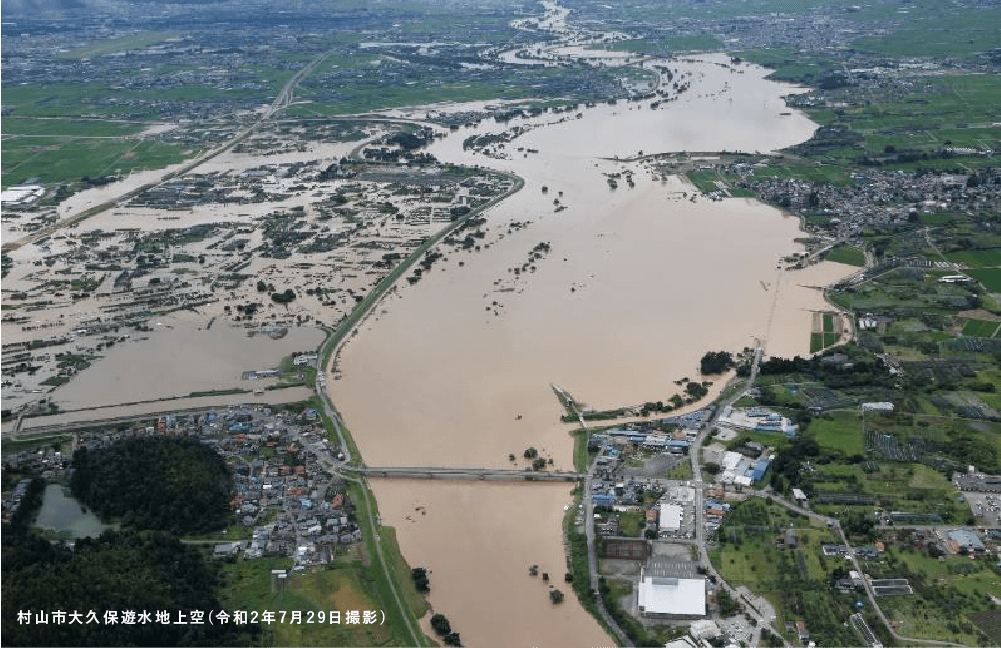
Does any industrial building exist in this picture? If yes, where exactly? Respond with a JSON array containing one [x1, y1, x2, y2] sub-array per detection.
[[660, 503, 683, 533], [637, 569, 706, 619], [946, 529, 985, 553]]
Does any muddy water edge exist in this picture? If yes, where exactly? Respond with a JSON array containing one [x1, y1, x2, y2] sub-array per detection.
[[330, 56, 855, 647]]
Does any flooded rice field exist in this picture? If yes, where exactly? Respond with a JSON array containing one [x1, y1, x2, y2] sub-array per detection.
[[51, 312, 323, 410]]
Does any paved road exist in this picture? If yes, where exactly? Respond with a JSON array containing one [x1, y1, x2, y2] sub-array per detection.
[[748, 488, 972, 644], [833, 520, 971, 648], [300, 438, 423, 646], [314, 329, 353, 464], [688, 346, 793, 648], [572, 384, 633, 647]]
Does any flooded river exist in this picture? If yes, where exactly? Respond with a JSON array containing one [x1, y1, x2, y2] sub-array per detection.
[[331, 54, 854, 647], [375, 481, 607, 647]]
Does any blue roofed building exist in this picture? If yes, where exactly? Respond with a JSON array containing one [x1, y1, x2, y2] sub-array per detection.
[[747, 456, 771, 482]]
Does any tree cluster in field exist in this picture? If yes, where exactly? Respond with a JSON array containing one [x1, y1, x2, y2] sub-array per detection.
[[767, 436, 823, 494], [700, 351, 734, 375], [685, 381, 709, 400], [759, 628, 785, 648], [1, 529, 259, 647], [70, 437, 233, 535], [383, 128, 437, 151], [411, 567, 430, 592], [717, 587, 740, 616], [271, 288, 297, 304], [741, 350, 893, 391], [430, 613, 461, 646], [522, 447, 554, 470]]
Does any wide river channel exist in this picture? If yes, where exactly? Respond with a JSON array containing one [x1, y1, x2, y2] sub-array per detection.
[[331, 53, 854, 647]]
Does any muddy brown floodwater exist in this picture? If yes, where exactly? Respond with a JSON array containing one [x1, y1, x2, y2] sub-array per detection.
[[375, 481, 608, 647], [331, 54, 855, 647], [52, 312, 324, 410]]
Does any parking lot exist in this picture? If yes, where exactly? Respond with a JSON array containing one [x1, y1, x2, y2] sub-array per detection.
[[962, 492, 1001, 525]]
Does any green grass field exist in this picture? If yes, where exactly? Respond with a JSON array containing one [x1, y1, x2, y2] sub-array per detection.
[[809, 412, 864, 455], [219, 557, 410, 646], [810, 332, 824, 353], [967, 268, 1001, 292], [825, 245, 865, 267], [961, 319, 1000, 337], [617, 511, 646, 537], [947, 249, 1001, 268], [60, 31, 181, 59], [850, 8, 1001, 59], [2, 137, 192, 187], [378, 526, 431, 623]]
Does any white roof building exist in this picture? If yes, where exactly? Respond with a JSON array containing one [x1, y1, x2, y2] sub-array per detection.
[[637, 571, 706, 618], [690, 619, 721, 640], [660, 503, 683, 532]]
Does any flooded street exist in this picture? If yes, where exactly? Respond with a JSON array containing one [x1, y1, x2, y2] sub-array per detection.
[[331, 55, 853, 646]]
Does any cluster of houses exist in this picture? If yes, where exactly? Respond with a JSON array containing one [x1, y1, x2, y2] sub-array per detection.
[[2, 479, 36, 524], [2, 403, 363, 566], [752, 167, 1001, 242]]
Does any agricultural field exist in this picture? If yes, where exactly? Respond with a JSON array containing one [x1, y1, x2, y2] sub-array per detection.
[[808, 412, 864, 456], [961, 319, 1001, 338], [833, 267, 982, 315], [970, 610, 1001, 646], [2, 136, 191, 187], [810, 312, 842, 352], [967, 268, 1001, 293], [944, 249, 1001, 268], [219, 556, 413, 647], [712, 500, 878, 646], [751, 160, 853, 185], [58, 31, 181, 59], [865, 546, 998, 646], [850, 7, 1001, 59], [863, 410, 1001, 475], [2, 117, 145, 138]]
